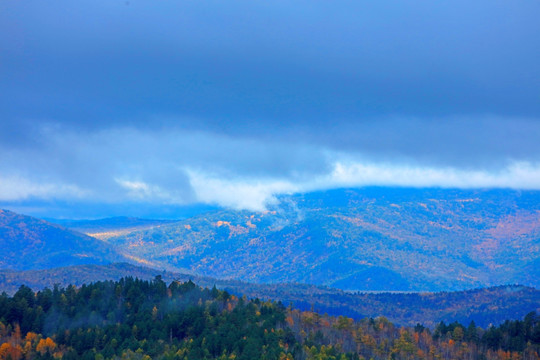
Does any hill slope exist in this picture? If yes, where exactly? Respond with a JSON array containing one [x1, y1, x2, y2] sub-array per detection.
[[2, 277, 539, 360], [1, 263, 538, 328], [101, 188, 540, 291], [0, 209, 123, 270]]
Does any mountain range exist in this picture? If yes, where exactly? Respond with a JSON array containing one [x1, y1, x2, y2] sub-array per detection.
[[64, 187, 540, 291], [1, 187, 540, 327], [2, 187, 540, 291]]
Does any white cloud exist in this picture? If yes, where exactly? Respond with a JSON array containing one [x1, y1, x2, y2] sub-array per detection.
[[114, 178, 189, 204], [325, 161, 540, 189], [3, 123, 540, 212], [0, 175, 85, 201], [187, 170, 298, 211], [115, 179, 159, 199], [183, 160, 540, 211]]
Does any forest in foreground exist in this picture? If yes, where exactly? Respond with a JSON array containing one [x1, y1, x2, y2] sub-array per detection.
[[1, 277, 539, 360]]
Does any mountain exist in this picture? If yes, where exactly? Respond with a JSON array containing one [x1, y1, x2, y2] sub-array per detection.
[[0, 209, 123, 270], [1, 263, 538, 328], [99, 187, 540, 291], [2, 187, 539, 291]]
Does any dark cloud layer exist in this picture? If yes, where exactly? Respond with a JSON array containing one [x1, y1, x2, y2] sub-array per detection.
[[1, 0, 539, 217], [3, 0, 539, 123]]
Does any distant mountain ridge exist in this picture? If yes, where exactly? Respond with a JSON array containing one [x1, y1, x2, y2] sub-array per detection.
[[0, 262, 538, 328], [95, 187, 540, 291], [0, 209, 123, 270], [2, 187, 539, 291]]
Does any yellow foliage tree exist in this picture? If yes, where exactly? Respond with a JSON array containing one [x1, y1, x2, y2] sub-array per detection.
[[36, 337, 56, 355], [0, 342, 23, 360]]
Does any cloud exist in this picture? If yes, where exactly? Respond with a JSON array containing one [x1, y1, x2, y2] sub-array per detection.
[[2, 0, 539, 128], [180, 160, 540, 211], [0, 124, 328, 205], [1, 0, 540, 216], [1, 121, 540, 215], [187, 170, 298, 211], [325, 161, 540, 190], [0, 176, 85, 201], [115, 179, 170, 201]]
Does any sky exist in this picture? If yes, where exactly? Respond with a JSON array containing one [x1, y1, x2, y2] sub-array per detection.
[[1, 0, 540, 218]]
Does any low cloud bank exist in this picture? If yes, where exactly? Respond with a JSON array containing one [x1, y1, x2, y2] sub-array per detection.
[[1, 123, 540, 214], [185, 160, 540, 211]]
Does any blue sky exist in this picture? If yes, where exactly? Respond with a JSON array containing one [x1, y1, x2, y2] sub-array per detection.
[[1, 0, 539, 218]]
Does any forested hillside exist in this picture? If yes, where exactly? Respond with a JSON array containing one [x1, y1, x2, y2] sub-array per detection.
[[96, 188, 540, 291], [3, 187, 539, 291], [0, 210, 122, 270], [1, 263, 539, 328], [0, 278, 539, 360]]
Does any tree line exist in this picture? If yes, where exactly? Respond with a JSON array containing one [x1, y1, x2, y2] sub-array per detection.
[[0, 277, 538, 359]]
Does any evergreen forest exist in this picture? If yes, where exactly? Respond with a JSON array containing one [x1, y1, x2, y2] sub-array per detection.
[[0, 277, 539, 360]]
